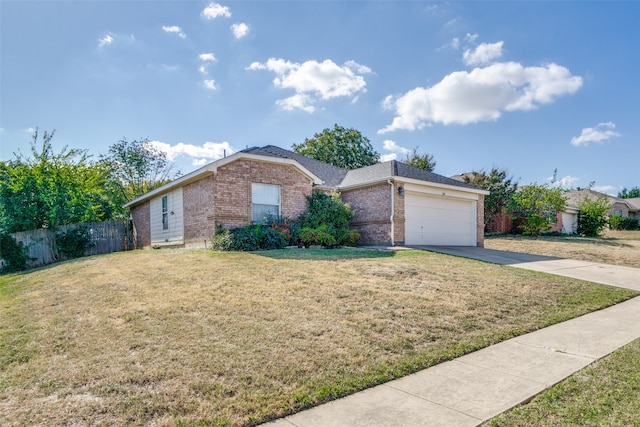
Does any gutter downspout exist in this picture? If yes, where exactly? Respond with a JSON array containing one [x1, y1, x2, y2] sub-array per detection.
[[388, 179, 395, 246]]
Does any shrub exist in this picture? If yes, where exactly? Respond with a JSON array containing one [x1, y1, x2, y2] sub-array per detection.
[[298, 225, 337, 248], [298, 191, 359, 247], [0, 233, 28, 273], [577, 197, 611, 237], [210, 227, 235, 251], [609, 214, 640, 231], [56, 225, 93, 259], [211, 220, 290, 252]]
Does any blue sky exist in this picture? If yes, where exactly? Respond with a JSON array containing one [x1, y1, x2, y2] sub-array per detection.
[[2, 1, 638, 194]]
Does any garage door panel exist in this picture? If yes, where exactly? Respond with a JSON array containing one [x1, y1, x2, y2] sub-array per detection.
[[405, 192, 475, 246]]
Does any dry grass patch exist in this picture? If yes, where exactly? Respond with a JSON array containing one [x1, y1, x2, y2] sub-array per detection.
[[486, 230, 640, 268], [1, 248, 636, 426]]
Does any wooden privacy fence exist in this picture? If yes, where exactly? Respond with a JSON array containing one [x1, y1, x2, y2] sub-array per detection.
[[4, 220, 132, 269]]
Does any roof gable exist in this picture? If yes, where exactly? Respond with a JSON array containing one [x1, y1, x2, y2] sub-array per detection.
[[242, 145, 348, 187]]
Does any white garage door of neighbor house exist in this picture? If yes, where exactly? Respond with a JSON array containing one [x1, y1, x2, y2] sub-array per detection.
[[405, 192, 476, 246]]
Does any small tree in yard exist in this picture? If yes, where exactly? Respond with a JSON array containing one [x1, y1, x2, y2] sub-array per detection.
[[577, 197, 611, 237], [509, 184, 566, 236]]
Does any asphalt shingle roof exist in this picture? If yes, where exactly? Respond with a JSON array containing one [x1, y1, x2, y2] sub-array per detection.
[[242, 146, 480, 191]]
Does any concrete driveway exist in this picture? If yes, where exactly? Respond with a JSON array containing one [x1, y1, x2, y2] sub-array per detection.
[[419, 246, 640, 291]]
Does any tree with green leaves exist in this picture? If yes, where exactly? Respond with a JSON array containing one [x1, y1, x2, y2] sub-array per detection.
[[463, 168, 518, 232], [292, 124, 379, 169], [618, 186, 640, 199], [0, 129, 120, 233], [577, 196, 611, 237], [404, 148, 436, 171], [101, 137, 179, 203], [509, 183, 567, 236]]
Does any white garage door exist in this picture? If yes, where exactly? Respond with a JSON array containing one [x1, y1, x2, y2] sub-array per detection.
[[405, 192, 476, 246]]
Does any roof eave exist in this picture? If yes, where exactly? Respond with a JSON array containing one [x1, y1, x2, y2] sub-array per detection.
[[123, 152, 324, 209], [337, 176, 490, 195]]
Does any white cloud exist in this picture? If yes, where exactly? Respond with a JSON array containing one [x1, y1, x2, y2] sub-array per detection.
[[199, 53, 217, 62], [380, 153, 397, 162], [465, 33, 479, 44], [593, 185, 617, 195], [548, 175, 579, 188], [247, 58, 371, 112], [231, 22, 249, 39], [203, 80, 217, 90], [463, 41, 504, 66], [379, 61, 582, 133], [570, 122, 621, 147], [198, 65, 207, 74], [382, 139, 411, 156], [202, 2, 231, 19], [24, 127, 36, 133], [162, 25, 186, 39], [150, 140, 234, 166], [98, 34, 113, 47]]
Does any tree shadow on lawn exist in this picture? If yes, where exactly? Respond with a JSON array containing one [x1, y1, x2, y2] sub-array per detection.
[[253, 246, 398, 261]]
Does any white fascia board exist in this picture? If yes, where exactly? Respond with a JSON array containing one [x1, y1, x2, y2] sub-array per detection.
[[123, 152, 323, 209], [123, 163, 216, 209], [338, 176, 490, 196]]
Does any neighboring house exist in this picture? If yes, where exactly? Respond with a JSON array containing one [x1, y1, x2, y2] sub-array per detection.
[[627, 198, 640, 222], [562, 189, 640, 232], [124, 145, 489, 249]]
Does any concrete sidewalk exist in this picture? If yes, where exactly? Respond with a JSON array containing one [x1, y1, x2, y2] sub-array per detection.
[[265, 249, 640, 427]]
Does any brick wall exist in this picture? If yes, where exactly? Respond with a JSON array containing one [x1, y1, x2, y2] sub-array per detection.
[[477, 195, 485, 247], [342, 183, 400, 245], [130, 201, 150, 249], [183, 174, 216, 247], [212, 159, 313, 230]]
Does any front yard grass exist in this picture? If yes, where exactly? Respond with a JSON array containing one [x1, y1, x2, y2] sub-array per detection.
[[485, 230, 640, 268], [1, 248, 637, 426], [487, 338, 640, 427]]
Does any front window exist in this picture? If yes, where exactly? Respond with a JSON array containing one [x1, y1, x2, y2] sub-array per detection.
[[162, 195, 169, 230], [546, 209, 557, 225], [252, 183, 280, 223]]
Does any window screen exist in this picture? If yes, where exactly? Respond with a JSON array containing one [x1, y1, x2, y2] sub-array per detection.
[[252, 183, 280, 222]]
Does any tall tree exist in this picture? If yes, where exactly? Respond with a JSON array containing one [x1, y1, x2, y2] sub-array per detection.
[[292, 124, 379, 169], [618, 186, 640, 199], [463, 168, 518, 231], [0, 129, 118, 233], [101, 137, 179, 203], [509, 183, 567, 236], [404, 148, 436, 171]]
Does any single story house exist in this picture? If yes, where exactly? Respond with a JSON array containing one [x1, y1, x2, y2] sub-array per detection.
[[123, 145, 489, 249], [559, 189, 640, 233]]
